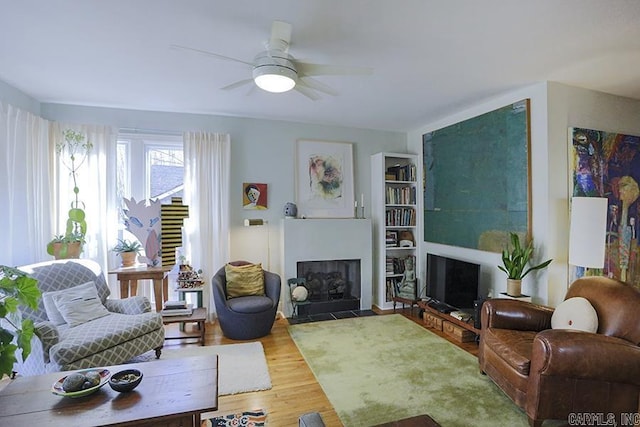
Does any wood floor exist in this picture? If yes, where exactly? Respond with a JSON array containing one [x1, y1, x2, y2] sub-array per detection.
[[169, 307, 479, 426], [0, 308, 478, 426]]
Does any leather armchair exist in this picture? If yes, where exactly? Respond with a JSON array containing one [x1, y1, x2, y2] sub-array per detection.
[[212, 261, 281, 340], [479, 276, 640, 427]]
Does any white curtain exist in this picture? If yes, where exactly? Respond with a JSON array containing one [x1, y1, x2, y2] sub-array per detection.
[[49, 122, 118, 275], [183, 132, 230, 320], [0, 102, 51, 266]]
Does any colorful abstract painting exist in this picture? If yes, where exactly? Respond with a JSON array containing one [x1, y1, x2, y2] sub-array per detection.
[[570, 127, 640, 288], [295, 140, 354, 218], [243, 183, 268, 210]]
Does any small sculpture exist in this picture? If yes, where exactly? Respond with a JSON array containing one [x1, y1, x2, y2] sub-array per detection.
[[284, 202, 298, 218], [123, 197, 162, 267], [176, 264, 204, 289], [396, 257, 416, 299]]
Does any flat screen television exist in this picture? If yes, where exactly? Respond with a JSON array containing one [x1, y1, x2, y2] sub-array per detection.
[[425, 253, 480, 312]]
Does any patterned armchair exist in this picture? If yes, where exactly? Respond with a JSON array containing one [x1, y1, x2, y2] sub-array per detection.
[[14, 259, 164, 376]]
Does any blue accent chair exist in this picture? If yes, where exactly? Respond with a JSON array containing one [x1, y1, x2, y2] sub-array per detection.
[[212, 261, 281, 340]]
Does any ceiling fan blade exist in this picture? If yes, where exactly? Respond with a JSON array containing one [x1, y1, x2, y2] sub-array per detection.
[[170, 44, 253, 67], [269, 21, 292, 52], [297, 62, 373, 77], [220, 79, 254, 91], [294, 85, 321, 101], [298, 76, 338, 97]]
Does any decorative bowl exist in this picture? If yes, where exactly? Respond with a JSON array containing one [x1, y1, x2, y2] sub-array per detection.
[[51, 368, 110, 398], [109, 369, 143, 392]]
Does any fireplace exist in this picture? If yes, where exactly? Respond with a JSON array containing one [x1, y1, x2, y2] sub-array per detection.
[[296, 259, 361, 315], [281, 219, 372, 318]]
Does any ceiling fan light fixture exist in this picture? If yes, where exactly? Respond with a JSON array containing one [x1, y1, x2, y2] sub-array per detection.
[[253, 66, 296, 93], [253, 51, 297, 93]]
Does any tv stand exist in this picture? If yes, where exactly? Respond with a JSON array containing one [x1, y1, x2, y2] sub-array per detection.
[[418, 300, 479, 343]]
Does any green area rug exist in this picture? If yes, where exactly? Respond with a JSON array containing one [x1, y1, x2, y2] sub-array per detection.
[[289, 314, 528, 427]]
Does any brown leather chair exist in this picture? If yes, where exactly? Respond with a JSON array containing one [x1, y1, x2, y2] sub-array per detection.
[[479, 276, 640, 427]]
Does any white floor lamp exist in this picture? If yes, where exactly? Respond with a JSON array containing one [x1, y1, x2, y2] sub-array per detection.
[[568, 197, 608, 279]]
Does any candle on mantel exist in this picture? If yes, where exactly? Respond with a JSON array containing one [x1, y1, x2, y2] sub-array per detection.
[[361, 193, 364, 207], [354, 200, 358, 208]]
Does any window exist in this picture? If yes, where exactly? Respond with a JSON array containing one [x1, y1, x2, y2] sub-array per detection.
[[148, 147, 184, 203], [116, 133, 183, 224]]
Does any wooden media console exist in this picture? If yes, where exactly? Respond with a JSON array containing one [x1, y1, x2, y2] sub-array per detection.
[[417, 300, 479, 343]]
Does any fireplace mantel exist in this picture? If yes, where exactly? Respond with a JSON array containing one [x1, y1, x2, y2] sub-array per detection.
[[281, 218, 372, 317]]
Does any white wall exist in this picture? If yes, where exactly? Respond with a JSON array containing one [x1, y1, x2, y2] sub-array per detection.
[[0, 79, 41, 114], [11, 78, 640, 307], [408, 82, 640, 307], [545, 82, 640, 306], [37, 103, 407, 284]]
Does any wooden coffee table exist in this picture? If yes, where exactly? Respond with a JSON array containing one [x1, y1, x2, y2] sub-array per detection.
[[0, 355, 218, 427]]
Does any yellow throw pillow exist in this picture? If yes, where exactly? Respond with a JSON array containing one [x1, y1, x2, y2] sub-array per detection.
[[225, 263, 265, 299]]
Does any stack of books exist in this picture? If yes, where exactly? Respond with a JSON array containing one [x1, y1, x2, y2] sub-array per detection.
[[449, 310, 472, 322], [160, 300, 193, 316]]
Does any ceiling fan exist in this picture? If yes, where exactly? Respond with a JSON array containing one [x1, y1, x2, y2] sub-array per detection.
[[171, 20, 372, 100]]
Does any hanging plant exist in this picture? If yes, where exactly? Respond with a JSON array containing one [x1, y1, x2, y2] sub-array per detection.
[[47, 129, 93, 259]]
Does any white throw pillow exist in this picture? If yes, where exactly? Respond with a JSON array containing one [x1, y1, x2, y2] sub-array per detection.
[[51, 281, 111, 327], [551, 297, 598, 333], [42, 281, 97, 326]]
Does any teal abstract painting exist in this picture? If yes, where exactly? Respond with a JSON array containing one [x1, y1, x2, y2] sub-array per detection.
[[423, 99, 530, 252]]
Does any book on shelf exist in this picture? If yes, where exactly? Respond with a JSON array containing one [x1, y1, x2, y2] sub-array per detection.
[[385, 186, 417, 205], [385, 164, 416, 181], [163, 300, 187, 309], [385, 230, 398, 247], [385, 207, 416, 226], [449, 310, 472, 321], [161, 303, 193, 316]]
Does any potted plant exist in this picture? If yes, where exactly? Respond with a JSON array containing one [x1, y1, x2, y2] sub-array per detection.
[[0, 265, 41, 378], [499, 232, 552, 296], [47, 232, 84, 260], [46, 129, 93, 259], [112, 239, 142, 267]]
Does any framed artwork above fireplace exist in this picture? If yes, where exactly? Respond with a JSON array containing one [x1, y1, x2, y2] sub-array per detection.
[[295, 139, 354, 218]]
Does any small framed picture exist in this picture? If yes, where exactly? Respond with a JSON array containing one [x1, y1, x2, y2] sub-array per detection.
[[243, 183, 268, 210], [385, 231, 398, 247]]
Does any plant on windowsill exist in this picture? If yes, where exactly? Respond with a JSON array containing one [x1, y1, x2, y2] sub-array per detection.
[[0, 265, 41, 379], [46, 129, 93, 259], [499, 232, 552, 297], [112, 239, 143, 267]]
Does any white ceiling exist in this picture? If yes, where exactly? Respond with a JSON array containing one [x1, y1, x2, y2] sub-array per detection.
[[2, 0, 640, 132]]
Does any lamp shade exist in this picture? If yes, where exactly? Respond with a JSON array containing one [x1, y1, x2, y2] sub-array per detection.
[[253, 52, 297, 93], [254, 69, 296, 93], [568, 197, 608, 268]]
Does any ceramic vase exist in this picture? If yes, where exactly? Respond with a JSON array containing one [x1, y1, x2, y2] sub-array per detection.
[[506, 278, 522, 297], [120, 252, 137, 267], [52, 242, 82, 259]]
